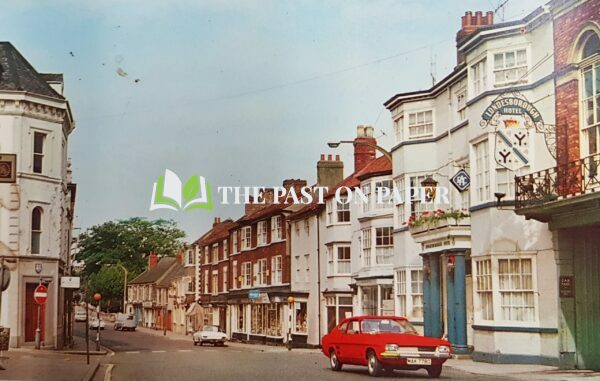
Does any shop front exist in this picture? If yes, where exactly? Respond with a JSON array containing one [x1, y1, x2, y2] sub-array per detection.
[[324, 292, 353, 333], [356, 280, 394, 316]]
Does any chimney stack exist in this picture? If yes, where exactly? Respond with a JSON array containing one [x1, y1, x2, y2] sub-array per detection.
[[354, 125, 376, 173], [317, 153, 344, 188], [148, 251, 158, 269], [456, 10, 494, 64], [213, 217, 221, 227]]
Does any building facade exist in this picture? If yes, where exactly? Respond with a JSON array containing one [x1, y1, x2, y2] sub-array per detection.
[[384, 6, 560, 363], [0, 42, 76, 349], [515, 0, 600, 370]]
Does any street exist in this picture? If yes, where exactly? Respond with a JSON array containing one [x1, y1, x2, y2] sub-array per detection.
[[74, 323, 513, 381]]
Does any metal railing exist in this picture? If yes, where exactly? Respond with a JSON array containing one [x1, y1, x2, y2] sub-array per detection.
[[515, 153, 600, 209]]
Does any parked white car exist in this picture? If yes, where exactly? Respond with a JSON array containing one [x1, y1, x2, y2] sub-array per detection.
[[89, 318, 106, 330], [192, 325, 226, 346], [114, 314, 137, 331]]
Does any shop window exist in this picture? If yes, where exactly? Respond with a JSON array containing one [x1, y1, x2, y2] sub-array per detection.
[[410, 270, 423, 318], [326, 296, 353, 333], [294, 302, 307, 333], [237, 305, 245, 332], [266, 304, 282, 336]]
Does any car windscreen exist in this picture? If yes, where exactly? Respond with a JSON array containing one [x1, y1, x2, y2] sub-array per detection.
[[360, 318, 417, 334], [204, 325, 218, 332]]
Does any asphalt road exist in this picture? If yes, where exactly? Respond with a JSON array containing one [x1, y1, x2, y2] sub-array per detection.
[[75, 322, 511, 381]]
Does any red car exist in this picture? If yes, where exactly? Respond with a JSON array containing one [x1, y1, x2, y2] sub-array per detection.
[[321, 316, 452, 378]]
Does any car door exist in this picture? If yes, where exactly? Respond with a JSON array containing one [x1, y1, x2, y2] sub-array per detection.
[[332, 322, 349, 362], [343, 319, 363, 364]]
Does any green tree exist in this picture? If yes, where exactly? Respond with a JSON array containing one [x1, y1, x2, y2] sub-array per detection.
[[86, 266, 123, 312], [78, 218, 185, 306]]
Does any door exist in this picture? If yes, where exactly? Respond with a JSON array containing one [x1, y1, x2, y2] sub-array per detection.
[[343, 319, 364, 364], [574, 228, 600, 370], [219, 307, 226, 332], [25, 283, 46, 342]]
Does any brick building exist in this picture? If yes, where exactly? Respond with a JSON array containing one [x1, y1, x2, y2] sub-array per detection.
[[515, 0, 600, 370]]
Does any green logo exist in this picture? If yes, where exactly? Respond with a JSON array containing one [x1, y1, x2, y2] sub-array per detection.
[[150, 169, 213, 211]]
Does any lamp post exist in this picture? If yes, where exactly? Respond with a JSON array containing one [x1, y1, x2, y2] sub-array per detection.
[[287, 296, 295, 351], [105, 263, 128, 313], [93, 293, 101, 352], [327, 140, 392, 162]]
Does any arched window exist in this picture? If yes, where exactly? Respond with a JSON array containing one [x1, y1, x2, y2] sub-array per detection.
[[31, 207, 42, 254], [579, 30, 600, 157]]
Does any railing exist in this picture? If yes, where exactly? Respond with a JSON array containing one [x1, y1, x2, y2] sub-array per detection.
[[515, 153, 600, 209]]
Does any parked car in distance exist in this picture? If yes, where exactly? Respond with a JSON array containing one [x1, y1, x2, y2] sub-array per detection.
[[88, 318, 106, 330], [192, 325, 226, 346], [74, 309, 87, 322], [114, 314, 137, 331], [321, 316, 452, 378]]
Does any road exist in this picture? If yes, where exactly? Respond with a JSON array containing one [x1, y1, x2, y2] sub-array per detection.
[[75, 322, 511, 381]]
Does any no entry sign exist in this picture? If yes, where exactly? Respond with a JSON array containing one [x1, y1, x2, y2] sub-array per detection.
[[34, 283, 48, 305]]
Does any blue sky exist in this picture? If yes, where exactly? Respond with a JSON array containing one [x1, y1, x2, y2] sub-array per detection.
[[0, 0, 545, 240]]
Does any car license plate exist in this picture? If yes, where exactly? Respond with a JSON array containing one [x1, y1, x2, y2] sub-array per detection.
[[407, 358, 431, 365]]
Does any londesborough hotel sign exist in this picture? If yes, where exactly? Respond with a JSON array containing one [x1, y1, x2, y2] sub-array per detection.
[[480, 92, 555, 172]]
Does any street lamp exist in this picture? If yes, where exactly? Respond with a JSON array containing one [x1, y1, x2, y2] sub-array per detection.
[[327, 140, 392, 162], [421, 176, 438, 202], [105, 263, 128, 313]]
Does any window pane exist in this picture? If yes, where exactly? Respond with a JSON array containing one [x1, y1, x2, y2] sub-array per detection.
[[516, 50, 527, 66], [34, 132, 45, 154], [494, 53, 503, 69], [505, 52, 515, 68], [584, 70, 594, 99]]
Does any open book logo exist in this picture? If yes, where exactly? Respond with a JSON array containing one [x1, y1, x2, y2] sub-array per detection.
[[150, 169, 213, 211]]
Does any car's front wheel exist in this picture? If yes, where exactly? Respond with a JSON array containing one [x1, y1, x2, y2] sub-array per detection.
[[329, 349, 342, 371], [426, 365, 442, 378], [367, 350, 383, 377]]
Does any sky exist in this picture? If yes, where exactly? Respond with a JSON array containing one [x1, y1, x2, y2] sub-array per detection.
[[0, 0, 545, 241]]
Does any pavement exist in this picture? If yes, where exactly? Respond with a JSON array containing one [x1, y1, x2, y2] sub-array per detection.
[[3, 320, 600, 381]]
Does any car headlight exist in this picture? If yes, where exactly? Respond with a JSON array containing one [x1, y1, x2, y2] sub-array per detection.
[[385, 344, 399, 352], [437, 345, 451, 354]]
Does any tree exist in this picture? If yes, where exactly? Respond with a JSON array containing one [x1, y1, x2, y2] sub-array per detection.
[[77, 217, 186, 305], [87, 266, 123, 312]]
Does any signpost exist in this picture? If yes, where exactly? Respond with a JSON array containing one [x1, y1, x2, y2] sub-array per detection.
[[34, 283, 47, 350]]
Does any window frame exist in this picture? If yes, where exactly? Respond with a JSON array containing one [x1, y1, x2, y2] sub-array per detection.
[[32, 131, 46, 174], [406, 109, 434, 139]]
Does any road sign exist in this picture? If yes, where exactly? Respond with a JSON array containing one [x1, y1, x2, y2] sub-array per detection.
[[248, 289, 260, 300], [60, 276, 80, 289], [34, 283, 48, 305]]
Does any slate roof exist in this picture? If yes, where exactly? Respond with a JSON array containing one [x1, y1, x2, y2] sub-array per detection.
[[0, 42, 64, 99], [156, 262, 185, 288], [129, 256, 178, 285]]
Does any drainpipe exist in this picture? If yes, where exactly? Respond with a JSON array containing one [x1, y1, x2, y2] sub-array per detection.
[[316, 215, 322, 346]]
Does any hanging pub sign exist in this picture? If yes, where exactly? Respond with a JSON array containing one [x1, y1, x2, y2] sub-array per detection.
[[480, 92, 556, 171]]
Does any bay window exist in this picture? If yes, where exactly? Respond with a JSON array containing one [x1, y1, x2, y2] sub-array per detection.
[[395, 268, 423, 319], [375, 179, 393, 208], [493, 49, 527, 86], [407, 110, 433, 138], [375, 227, 393, 264], [474, 256, 537, 323], [474, 140, 490, 203], [362, 228, 372, 267], [327, 245, 351, 275]]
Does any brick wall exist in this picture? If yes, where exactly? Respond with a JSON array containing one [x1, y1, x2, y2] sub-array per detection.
[[553, 0, 600, 193]]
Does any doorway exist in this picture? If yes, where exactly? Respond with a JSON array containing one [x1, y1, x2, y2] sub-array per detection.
[[25, 283, 46, 342]]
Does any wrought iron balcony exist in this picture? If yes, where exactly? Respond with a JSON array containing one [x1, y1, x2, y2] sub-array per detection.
[[515, 153, 600, 209]]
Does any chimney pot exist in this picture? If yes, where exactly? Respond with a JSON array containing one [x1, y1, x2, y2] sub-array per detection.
[[320, 154, 325, 160], [328, 154, 332, 160], [335, 154, 340, 161], [356, 125, 365, 137]]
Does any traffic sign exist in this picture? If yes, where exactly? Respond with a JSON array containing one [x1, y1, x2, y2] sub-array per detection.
[[34, 283, 48, 305]]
